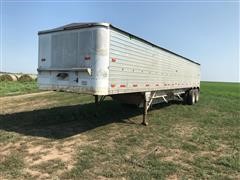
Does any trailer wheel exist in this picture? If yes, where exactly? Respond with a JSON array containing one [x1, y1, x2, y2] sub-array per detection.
[[187, 89, 195, 105], [183, 92, 188, 104], [194, 89, 199, 103]]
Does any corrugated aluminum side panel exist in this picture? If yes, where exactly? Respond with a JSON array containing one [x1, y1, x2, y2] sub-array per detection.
[[108, 29, 200, 94]]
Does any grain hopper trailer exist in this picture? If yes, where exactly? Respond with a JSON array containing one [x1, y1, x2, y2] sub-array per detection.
[[37, 22, 200, 125]]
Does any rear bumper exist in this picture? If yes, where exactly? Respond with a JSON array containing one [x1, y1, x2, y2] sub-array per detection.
[[38, 82, 109, 95], [38, 84, 95, 94]]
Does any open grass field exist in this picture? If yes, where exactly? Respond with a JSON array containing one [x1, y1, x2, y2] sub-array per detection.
[[0, 81, 39, 97], [0, 81, 239, 179]]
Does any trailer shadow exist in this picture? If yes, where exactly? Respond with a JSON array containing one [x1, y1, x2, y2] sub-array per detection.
[[0, 100, 176, 139]]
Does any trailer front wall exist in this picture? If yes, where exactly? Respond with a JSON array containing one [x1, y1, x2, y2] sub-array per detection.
[[108, 29, 200, 95]]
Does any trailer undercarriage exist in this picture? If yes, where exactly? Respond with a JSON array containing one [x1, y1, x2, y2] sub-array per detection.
[[94, 88, 200, 125]]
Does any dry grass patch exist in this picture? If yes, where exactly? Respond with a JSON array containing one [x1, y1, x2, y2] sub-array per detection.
[[172, 123, 197, 139]]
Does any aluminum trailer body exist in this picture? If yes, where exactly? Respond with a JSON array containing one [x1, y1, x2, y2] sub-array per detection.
[[38, 22, 200, 125]]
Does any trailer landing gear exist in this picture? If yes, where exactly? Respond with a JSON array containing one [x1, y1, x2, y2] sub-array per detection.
[[140, 90, 185, 126], [94, 95, 106, 117], [94, 95, 106, 105], [142, 98, 148, 126], [141, 92, 154, 126]]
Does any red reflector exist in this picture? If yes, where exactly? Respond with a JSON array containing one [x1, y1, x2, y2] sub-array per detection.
[[111, 84, 115, 88], [84, 56, 91, 60], [120, 85, 126, 88], [112, 58, 117, 62]]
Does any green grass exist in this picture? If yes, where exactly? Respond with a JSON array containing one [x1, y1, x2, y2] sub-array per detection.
[[0, 81, 39, 96], [0, 81, 239, 179], [0, 153, 24, 178], [62, 146, 96, 178]]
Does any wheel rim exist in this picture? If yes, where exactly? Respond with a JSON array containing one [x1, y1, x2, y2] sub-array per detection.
[[192, 92, 195, 104], [196, 93, 199, 102]]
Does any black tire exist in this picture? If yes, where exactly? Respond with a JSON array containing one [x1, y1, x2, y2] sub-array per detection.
[[182, 92, 188, 104], [187, 89, 195, 105], [194, 89, 200, 103]]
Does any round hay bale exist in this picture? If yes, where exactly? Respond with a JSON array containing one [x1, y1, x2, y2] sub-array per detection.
[[0, 74, 18, 81], [18, 74, 34, 82], [29, 74, 37, 81], [11, 74, 18, 81], [15, 74, 22, 80]]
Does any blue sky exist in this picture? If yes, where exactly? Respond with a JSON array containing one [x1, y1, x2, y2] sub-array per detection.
[[0, 1, 239, 82]]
